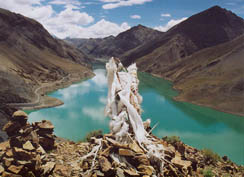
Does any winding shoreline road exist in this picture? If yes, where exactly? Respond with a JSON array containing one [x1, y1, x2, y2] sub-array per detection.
[[7, 74, 70, 108]]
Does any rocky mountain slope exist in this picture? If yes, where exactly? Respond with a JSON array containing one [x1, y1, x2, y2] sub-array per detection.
[[65, 25, 163, 62], [121, 6, 244, 116], [122, 6, 244, 66], [0, 8, 94, 140], [0, 7, 94, 104], [0, 112, 243, 176]]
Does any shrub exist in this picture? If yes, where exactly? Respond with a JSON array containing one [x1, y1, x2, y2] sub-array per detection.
[[163, 135, 180, 144], [202, 168, 215, 177], [201, 148, 221, 164]]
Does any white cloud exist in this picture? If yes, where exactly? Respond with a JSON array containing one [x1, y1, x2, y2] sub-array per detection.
[[46, 8, 94, 26], [82, 106, 106, 122], [101, 0, 152, 9], [0, 0, 53, 22], [154, 17, 188, 32], [130, 15, 141, 19], [161, 13, 171, 17], [0, 0, 130, 39], [99, 96, 107, 104], [91, 69, 108, 88], [49, 0, 80, 6]]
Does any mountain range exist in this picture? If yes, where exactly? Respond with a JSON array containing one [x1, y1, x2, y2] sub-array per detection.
[[1, 5, 244, 141], [67, 6, 244, 116], [121, 6, 244, 116], [65, 25, 163, 62]]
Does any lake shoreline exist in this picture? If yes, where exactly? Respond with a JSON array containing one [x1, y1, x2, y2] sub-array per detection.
[[9, 72, 95, 111], [150, 72, 244, 117]]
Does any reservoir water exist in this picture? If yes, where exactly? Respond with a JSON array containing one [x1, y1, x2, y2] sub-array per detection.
[[28, 69, 244, 165]]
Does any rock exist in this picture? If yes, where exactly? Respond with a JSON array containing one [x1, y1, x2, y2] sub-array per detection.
[[99, 156, 112, 172], [39, 136, 55, 151], [171, 156, 191, 174], [116, 168, 125, 177], [100, 146, 112, 157], [95, 170, 105, 176], [35, 120, 54, 131], [0, 165, 4, 174], [106, 137, 128, 148], [12, 111, 28, 125], [129, 141, 143, 153], [18, 126, 33, 136], [222, 155, 228, 161], [1, 171, 22, 177], [2, 121, 22, 136], [11, 111, 28, 126], [6, 149, 13, 157], [9, 136, 23, 148], [137, 165, 154, 176], [119, 148, 135, 156], [8, 165, 24, 174], [36, 145, 46, 154], [0, 141, 10, 151], [13, 147, 33, 160], [3, 157, 14, 167], [124, 169, 139, 176], [23, 141, 35, 151], [54, 164, 71, 176], [133, 154, 150, 166], [42, 162, 56, 175], [12, 111, 28, 119], [175, 142, 185, 155]]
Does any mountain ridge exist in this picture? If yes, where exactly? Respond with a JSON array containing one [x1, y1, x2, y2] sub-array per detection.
[[0, 8, 94, 140], [65, 24, 163, 62]]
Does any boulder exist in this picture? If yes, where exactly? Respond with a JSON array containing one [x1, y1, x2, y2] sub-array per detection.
[[5, 149, 13, 157], [8, 165, 24, 174], [1, 171, 22, 177], [2, 121, 22, 137], [3, 157, 14, 167], [129, 141, 143, 153], [0, 165, 4, 174], [137, 165, 154, 176], [133, 154, 150, 166], [99, 156, 112, 172], [118, 148, 135, 156], [13, 147, 33, 160], [116, 168, 125, 177], [35, 120, 54, 131], [39, 136, 55, 151], [23, 141, 35, 151], [42, 162, 55, 175], [9, 136, 23, 148], [0, 141, 10, 151], [12, 111, 28, 126]]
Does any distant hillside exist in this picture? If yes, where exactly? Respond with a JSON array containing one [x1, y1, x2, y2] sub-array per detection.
[[0, 8, 95, 141], [0, 8, 94, 103], [123, 6, 244, 116], [65, 25, 163, 62], [122, 6, 244, 66]]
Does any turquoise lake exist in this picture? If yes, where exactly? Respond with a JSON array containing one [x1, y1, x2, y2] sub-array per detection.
[[28, 68, 244, 165]]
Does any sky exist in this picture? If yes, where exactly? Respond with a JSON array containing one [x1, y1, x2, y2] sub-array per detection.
[[0, 0, 243, 39]]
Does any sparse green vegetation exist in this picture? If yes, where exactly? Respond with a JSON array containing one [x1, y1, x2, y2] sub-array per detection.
[[202, 148, 221, 164], [163, 135, 181, 144], [202, 168, 215, 177], [81, 129, 103, 142]]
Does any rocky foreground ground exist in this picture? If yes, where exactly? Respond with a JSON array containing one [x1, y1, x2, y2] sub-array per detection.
[[0, 111, 243, 177]]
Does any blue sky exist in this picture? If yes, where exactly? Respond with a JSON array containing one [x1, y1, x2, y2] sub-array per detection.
[[0, 0, 243, 38]]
